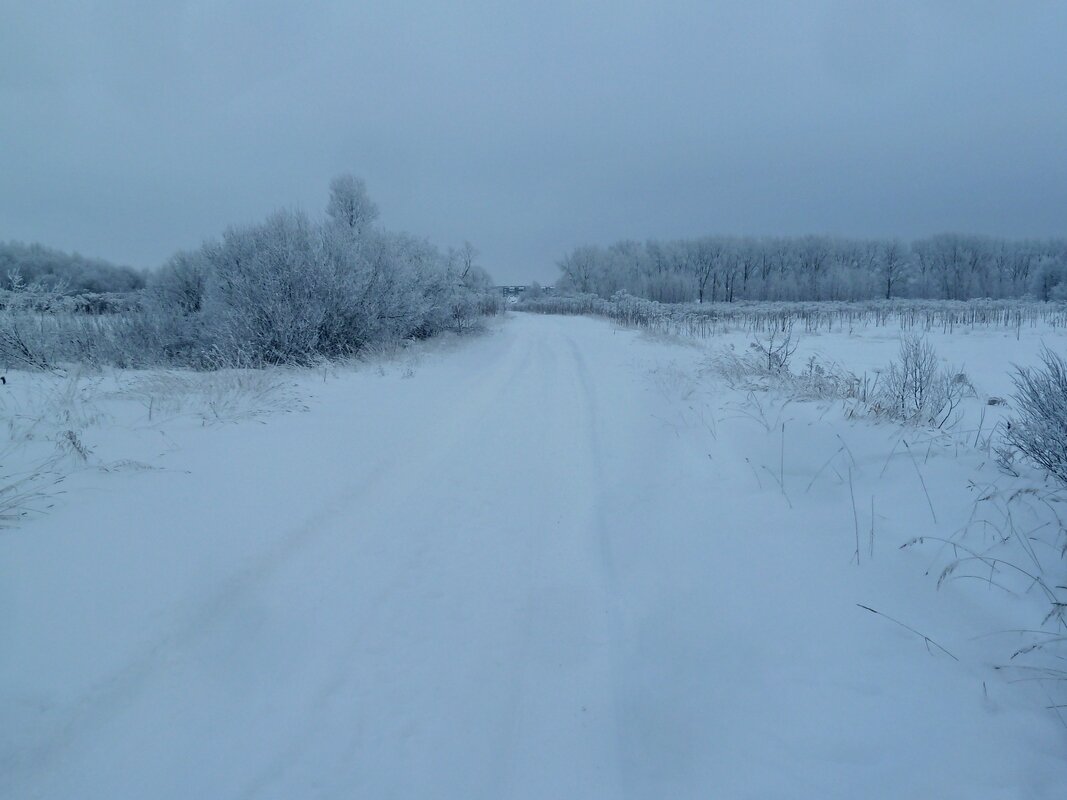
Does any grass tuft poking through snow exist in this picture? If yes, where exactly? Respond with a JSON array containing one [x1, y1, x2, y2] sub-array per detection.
[[119, 370, 305, 425], [0, 365, 309, 536]]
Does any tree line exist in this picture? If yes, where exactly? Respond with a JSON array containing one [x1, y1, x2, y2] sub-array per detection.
[[0, 241, 145, 294], [555, 235, 1067, 303]]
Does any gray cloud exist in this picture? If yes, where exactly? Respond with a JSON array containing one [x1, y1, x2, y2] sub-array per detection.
[[2, 0, 1065, 283]]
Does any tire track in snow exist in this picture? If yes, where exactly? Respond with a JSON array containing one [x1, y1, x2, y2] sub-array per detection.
[[239, 330, 566, 799], [496, 329, 625, 798], [233, 332, 545, 799]]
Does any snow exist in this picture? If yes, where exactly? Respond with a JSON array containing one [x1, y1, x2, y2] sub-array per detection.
[[2, 313, 1066, 798]]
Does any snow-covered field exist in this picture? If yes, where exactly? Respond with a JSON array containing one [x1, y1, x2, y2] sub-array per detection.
[[2, 312, 1066, 798]]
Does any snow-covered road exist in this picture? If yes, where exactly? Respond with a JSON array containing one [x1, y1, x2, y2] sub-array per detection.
[[3, 313, 1066, 798]]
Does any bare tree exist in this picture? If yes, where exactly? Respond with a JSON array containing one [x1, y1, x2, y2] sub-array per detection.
[[882, 240, 905, 299]]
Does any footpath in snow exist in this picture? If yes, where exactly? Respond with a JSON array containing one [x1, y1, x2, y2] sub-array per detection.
[[2, 312, 1066, 799]]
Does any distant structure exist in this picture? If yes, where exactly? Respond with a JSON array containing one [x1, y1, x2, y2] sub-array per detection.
[[496, 285, 554, 298]]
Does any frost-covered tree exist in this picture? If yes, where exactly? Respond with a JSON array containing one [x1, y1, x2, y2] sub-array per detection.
[[326, 174, 379, 237], [1031, 257, 1067, 301], [557, 246, 601, 294]]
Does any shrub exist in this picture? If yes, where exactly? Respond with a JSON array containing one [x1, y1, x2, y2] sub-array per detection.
[[149, 250, 208, 315], [201, 210, 327, 366], [748, 325, 798, 374], [1004, 347, 1067, 485], [710, 332, 859, 401], [872, 337, 971, 428]]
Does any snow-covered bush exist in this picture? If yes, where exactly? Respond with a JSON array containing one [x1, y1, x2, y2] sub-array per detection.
[[200, 210, 327, 366], [0, 275, 185, 370], [186, 178, 498, 367], [710, 334, 859, 401], [1004, 347, 1067, 485], [149, 250, 208, 315], [0, 275, 67, 370], [710, 332, 977, 422], [0, 176, 499, 371], [872, 337, 971, 428]]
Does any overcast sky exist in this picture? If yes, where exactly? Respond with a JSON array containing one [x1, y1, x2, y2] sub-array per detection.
[[2, 1, 1066, 284]]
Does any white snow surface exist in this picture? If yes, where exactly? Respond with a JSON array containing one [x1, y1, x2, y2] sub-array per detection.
[[2, 312, 1067, 798]]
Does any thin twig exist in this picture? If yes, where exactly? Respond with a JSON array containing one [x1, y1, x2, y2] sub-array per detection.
[[806, 446, 844, 493], [849, 466, 860, 565], [869, 495, 875, 559], [856, 604, 958, 661], [903, 440, 937, 524]]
